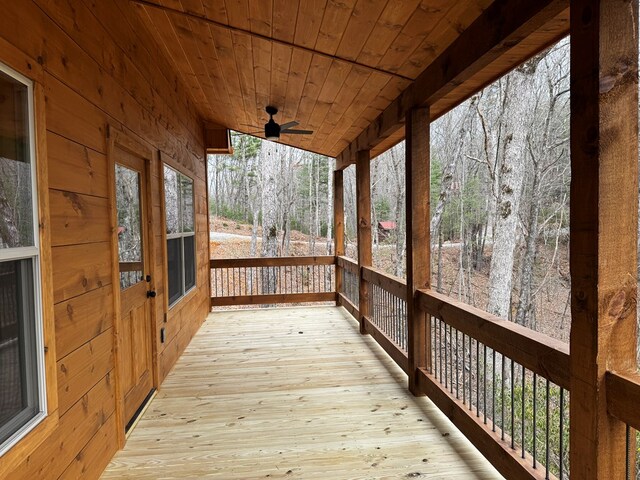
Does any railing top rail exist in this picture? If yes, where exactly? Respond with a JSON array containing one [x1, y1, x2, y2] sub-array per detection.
[[362, 265, 407, 301], [606, 370, 640, 431], [336, 255, 358, 273], [418, 288, 570, 390], [210, 256, 335, 268]]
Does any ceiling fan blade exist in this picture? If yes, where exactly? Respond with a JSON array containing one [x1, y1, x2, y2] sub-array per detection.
[[281, 129, 313, 135], [279, 120, 299, 130]]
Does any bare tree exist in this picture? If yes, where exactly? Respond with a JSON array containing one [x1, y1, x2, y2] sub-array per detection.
[[487, 56, 542, 319]]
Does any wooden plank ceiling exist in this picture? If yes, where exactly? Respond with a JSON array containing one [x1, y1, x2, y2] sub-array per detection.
[[131, 0, 568, 159]]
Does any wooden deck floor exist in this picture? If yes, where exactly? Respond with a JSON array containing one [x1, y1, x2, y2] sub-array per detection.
[[102, 306, 502, 479]]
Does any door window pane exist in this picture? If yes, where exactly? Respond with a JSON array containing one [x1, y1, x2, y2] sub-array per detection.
[[0, 70, 34, 249], [116, 164, 143, 289], [0, 259, 39, 446]]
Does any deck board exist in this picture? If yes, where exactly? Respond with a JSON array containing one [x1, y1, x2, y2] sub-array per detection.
[[102, 306, 503, 479]]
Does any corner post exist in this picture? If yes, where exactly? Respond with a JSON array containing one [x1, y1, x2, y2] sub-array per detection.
[[334, 168, 345, 303], [356, 149, 372, 334], [405, 107, 430, 395], [570, 1, 638, 478]]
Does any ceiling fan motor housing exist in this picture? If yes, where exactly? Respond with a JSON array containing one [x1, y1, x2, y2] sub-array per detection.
[[265, 118, 280, 139]]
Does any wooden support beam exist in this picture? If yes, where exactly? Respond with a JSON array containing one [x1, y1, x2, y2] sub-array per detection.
[[335, 0, 568, 170], [334, 169, 345, 303], [356, 149, 372, 334], [569, 1, 639, 478], [405, 107, 430, 395]]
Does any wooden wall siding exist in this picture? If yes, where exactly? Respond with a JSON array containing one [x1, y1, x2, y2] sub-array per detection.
[[132, 0, 567, 160], [0, 1, 209, 479]]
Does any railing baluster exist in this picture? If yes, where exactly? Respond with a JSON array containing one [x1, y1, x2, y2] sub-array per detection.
[[492, 349, 496, 433], [533, 372, 537, 469], [462, 332, 466, 405], [559, 387, 564, 479], [545, 378, 550, 480], [501, 353, 505, 441], [455, 329, 459, 399], [483, 343, 486, 423], [522, 365, 526, 460], [511, 358, 515, 449]]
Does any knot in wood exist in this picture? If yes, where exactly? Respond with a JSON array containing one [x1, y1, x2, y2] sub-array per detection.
[[607, 288, 636, 320]]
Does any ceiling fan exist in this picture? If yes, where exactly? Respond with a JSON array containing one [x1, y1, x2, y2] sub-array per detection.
[[245, 106, 313, 140]]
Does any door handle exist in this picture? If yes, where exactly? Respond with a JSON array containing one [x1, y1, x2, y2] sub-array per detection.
[[147, 290, 157, 298]]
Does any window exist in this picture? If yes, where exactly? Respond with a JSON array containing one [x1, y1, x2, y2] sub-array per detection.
[[0, 62, 46, 455], [164, 165, 195, 306]]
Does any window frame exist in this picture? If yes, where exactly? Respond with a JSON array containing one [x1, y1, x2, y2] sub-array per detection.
[[163, 164, 196, 308], [0, 60, 48, 457]]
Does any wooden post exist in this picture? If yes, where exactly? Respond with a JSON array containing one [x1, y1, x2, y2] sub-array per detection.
[[356, 149, 372, 334], [570, 1, 638, 478], [334, 168, 345, 303], [405, 107, 430, 395]]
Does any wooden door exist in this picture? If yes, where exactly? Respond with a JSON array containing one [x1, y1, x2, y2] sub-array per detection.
[[113, 146, 154, 429]]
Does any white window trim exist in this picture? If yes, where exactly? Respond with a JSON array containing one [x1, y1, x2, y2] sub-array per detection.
[[0, 61, 47, 457], [164, 165, 196, 308]]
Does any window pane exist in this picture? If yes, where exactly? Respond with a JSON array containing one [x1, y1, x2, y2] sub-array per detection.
[[184, 235, 195, 291], [116, 165, 143, 289], [164, 166, 179, 235], [180, 174, 194, 233], [0, 70, 34, 249], [167, 238, 183, 305], [0, 259, 39, 446]]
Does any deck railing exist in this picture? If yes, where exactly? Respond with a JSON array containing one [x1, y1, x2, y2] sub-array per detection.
[[606, 371, 640, 479], [361, 266, 409, 373], [210, 255, 640, 479], [336, 256, 359, 317], [210, 256, 335, 307], [336, 263, 571, 479], [418, 289, 570, 480]]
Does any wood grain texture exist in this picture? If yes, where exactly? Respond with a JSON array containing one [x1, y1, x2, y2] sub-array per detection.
[[606, 371, 640, 432], [569, 1, 639, 478], [333, 169, 344, 300], [362, 266, 407, 301], [336, 255, 358, 274], [49, 190, 110, 246], [362, 315, 409, 373], [405, 107, 430, 394], [51, 242, 112, 303], [210, 255, 334, 268], [356, 149, 372, 334], [131, 0, 567, 159], [0, 1, 209, 478], [6, 373, 115, 480], [57, 328, 114, 415], [54, 285, 114, 361], [102, 306, 501, 479], [211, 292, 336, 307]]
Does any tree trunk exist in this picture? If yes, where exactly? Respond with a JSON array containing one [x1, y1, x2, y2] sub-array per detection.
[[261, 142, 279, 294], [487, 59, 541, 319]]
